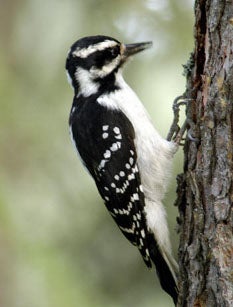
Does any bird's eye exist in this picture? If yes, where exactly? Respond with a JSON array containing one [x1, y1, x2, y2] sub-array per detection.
[[104, 47, 119, 60], [110, 47, 118, 58]]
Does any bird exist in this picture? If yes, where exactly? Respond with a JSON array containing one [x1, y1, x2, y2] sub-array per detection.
[[66, 35, 179, 304]]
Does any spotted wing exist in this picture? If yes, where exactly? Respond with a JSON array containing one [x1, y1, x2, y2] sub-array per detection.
[[70, 101, 152, 267]]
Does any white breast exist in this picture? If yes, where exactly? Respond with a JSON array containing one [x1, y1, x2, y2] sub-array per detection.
[[97, 72, 177, 203]]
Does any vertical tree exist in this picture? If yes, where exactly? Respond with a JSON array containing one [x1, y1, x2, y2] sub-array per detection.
[[177, 0, 233, 306]]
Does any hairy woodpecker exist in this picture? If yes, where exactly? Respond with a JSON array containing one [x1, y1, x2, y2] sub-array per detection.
[[66, 35, 178, 304]]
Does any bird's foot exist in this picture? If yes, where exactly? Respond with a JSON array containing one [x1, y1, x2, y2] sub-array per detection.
[[167, 95, 194, 145]]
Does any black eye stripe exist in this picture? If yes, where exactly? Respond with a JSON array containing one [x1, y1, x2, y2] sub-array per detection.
[[82, 46, 120, 69], [96, 46, 119, 61], [67, 44, 121, 72], [105, 46, 119, 57]]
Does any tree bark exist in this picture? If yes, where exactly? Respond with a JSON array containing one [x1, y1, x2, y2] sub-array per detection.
[[177, 0, 233, 306]]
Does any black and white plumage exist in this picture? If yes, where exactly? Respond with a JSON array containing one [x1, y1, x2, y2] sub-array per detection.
[[66, 35, 178, 304]]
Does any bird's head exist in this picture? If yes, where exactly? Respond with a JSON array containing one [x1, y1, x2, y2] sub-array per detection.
[[66, 35, 152, 97]]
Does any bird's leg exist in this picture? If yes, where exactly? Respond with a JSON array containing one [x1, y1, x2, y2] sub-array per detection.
[[166, 95, 192, 145]]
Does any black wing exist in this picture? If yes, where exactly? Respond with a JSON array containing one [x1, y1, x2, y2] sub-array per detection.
[[70, 98, 152, 267]]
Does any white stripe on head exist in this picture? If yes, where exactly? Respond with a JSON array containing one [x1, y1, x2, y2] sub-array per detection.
[[72, 40, 118, 58], [90, 55, 121, 78], [75, 67, 99, 97]]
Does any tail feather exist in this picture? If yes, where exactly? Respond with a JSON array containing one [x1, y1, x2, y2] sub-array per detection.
[[148, 233, 178, 305]]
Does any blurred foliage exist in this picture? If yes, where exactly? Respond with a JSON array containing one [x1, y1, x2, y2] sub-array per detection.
[[0, 0, 194, 306]]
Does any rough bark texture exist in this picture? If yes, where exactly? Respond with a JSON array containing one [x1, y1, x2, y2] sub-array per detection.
[[177, 1, 233, 306]]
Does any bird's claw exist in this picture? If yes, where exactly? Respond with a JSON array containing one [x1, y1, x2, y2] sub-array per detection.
[[167, 95, 192, 144]]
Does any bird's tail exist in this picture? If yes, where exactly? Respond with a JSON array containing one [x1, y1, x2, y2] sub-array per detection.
[[144, 199, 178, 304], [148, 233, 178, 305]]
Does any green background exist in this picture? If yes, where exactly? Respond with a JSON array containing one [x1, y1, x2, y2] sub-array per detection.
[[0, 1, 194, 306]]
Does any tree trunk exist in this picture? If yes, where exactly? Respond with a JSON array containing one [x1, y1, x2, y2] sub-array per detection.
[[177, 0, 233, 306]]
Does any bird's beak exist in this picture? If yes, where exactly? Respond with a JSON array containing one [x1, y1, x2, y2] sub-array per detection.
[[122, 41, 152, 59]]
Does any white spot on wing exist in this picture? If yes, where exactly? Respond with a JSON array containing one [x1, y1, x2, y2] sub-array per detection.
[[102, 125, 109, 131], [123, 209, 130, 215], [119, 225, 135, 234], [128, 202, 133, 210], [125, 163, 130, 169], [110, 143, 119, 152], [141, 230, 145, 238], [113, 127, 120, 134], [115, 134, 122, 140], [128, 173, 135, 180], [104, 150, 111, 159], [102, 133, 109, 139], [98, 159, 106, 169]]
